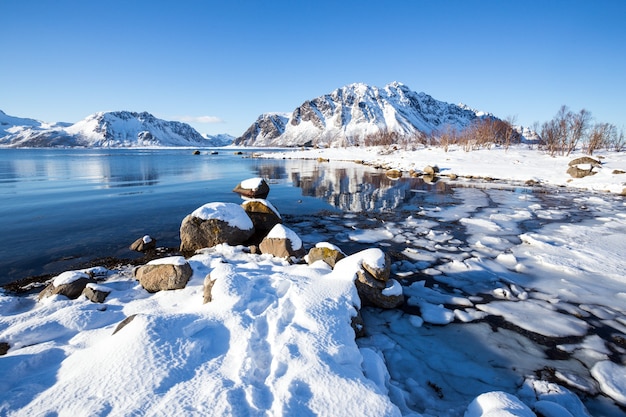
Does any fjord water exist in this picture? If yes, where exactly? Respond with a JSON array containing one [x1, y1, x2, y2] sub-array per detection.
[[0, 148, 340, 284]]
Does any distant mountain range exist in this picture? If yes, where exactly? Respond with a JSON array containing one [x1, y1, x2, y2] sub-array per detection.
[[0, 110, 234, 148], [2, 82, 535, 148], [235, 82, 497, 147]]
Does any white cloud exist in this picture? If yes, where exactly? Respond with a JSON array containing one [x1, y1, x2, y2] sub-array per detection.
[[179, 115, 224, 124]]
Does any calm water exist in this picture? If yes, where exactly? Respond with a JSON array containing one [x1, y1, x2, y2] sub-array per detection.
[[0, 148, 388, 284], [0, 148, 615, 286]]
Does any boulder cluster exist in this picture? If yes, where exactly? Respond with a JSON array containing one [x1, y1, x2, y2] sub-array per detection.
[[36, 177, 404, 333]]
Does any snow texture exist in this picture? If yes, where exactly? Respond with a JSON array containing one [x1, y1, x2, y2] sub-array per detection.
[[190, 202, 254, 231]]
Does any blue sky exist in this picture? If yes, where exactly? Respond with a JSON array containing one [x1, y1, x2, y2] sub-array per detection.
[[1, 0, 625, 136]]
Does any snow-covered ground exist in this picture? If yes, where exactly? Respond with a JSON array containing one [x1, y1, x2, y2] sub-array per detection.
[[261, 145, 626, 195], [1, 145, 626, 416]]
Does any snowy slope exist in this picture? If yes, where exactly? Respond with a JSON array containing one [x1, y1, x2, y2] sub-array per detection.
[[235, 82, 490, 147], [0, 110, 213, 148]]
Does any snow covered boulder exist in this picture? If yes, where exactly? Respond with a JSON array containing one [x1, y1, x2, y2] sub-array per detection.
[[464, 391, 535, 417], [259, 224, 305, 260], [334, 249, 403, 309], [241, 198, 282, 243], [82, 283, 112, 303], [567, 156, 601, 178], [134, 256, 192, 293], [129, 234, 156, 252], [38, 270, 97, 301], [179, 202, 255, 252], [306, 242, 346, 268], [233, 177, 270, 199]]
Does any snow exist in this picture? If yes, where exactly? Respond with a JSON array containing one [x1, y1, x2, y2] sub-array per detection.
[[52, 271, 90, 287], [591, 361, 626, 406], [146, 255, 188, 266], [190, 202, 254, 230], [266, 224, 303, 250], [240, 177, 265, 190], [2, 145, 626, 416]]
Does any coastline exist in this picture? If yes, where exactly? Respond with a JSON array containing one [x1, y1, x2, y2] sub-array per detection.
[[255, 144, 626, 195]]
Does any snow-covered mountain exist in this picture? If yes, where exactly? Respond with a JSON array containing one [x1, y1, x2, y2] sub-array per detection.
[[0, 111, 217, 148], [235, 82, 491, 147], [201, 133, 235, 147]]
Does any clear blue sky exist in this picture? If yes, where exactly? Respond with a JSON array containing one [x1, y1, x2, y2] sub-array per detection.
[[1, 0, 625, 136]]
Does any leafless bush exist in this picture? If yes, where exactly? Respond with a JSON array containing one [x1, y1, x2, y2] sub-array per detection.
[[540, 106, 591, 156]]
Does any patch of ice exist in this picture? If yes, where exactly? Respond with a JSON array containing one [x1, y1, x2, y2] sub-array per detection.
[[382, 279, 402, 297], [464, 391, 535, 417], [477, 300, 588, 337], [591, 361, 626, 406], [348, 227, 394, 243]]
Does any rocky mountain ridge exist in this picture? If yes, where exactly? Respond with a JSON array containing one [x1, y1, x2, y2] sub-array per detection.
[[235, 82, 493, 147], [0, 110, 233, 148]]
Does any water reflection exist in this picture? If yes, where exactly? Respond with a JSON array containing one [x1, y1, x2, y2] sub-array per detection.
[[269, 159, 456, 213]]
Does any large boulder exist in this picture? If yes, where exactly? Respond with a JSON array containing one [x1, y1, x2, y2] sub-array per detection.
[[567, 156, 601, 178], [134, 256, 193, 293], [259, 224, 306, 260], [233, 177, 270, 199], [38, 271, 97, 301], [306, 242, 346, 269], [241, 199, 282, 244], [180, 202, 255, 252]]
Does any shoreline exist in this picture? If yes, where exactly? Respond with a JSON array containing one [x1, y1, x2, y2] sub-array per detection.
[[254, 144, 626, 195]]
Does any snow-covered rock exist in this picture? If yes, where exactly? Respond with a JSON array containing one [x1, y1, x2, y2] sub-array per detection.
[[234, 81, 490, 147]]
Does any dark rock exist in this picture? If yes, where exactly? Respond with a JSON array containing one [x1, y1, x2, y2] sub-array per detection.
[[361, 250, 391, 282], [355, 278, 404, 309], [113, 314, 137, 335], [134, 257, 193, 293], [38, 271, 97, 301], [351, 310, 366, 338], [129, 235, 156, 252], [82, 284, 111, 303], [233, 178, 270, 199], [0, 342, 9, 356], [241, 199, 282, 244]]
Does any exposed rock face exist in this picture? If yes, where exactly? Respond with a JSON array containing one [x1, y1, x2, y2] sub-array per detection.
[[129, 235, 156, 252], [307, 245, 346, 268], [259, 224, 306, 259], [179, 203, 255, 252], [241, 199, 282, 244], [236, 113, 289, 147], [38, 271, 97, 301], [233, 178, 271, 199], [134, 257, 193, 293]]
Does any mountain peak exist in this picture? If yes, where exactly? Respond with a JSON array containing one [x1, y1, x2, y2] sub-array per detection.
[[235, 82, 488, 147]]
